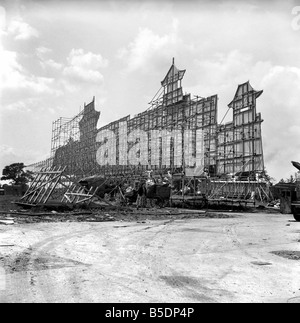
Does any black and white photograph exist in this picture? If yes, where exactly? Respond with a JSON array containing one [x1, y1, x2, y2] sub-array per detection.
[[0, 0, 300, 306]]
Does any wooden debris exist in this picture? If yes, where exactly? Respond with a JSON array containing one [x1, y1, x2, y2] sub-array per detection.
[[0, 219, 14, 225]]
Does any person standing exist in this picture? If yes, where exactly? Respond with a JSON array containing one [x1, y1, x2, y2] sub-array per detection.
[[136, 182, 147, 210]]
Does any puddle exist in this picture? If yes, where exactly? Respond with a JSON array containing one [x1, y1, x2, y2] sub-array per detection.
[[7, 252, 89, 273], [271, 251, 300, 261], [251, 261, 272, 266], [159, 275, 231, 302], [182, 228, 216, 233], [160, 275, 201, 287]]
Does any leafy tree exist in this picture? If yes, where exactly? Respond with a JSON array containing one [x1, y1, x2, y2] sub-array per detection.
[[261, 168, 276, 184], [278, 175, 297, 184], [287, 175, 296, 183], [1, 163, 34, 185]]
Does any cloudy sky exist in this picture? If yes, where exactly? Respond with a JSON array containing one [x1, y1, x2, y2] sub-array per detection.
[[1, 0, 300, 181]]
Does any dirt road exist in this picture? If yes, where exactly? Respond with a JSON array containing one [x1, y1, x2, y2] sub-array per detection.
[[0, 212, 300, 303]]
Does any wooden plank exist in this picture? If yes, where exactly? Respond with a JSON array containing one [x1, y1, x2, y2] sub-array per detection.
[[22, 166, 67, 205], [22, 173, 62, 202], [35, 171, 64, 175], [62, 183, 75, 203], [21, 167, 46, 201], [0, 219, 14, 225], [32, 171, 58, 204], [60, 180, 74, 202], [65, 193, 94, 198], [24, 167, 50, 201], [71, 187, 81, 204], [74, 197, 93, 204], [27, 170, 51, 203], [43, 167, 65, 204], [38, 166, 65, 204], [31, 183, 48, 204], [21, 168, 43, 200]]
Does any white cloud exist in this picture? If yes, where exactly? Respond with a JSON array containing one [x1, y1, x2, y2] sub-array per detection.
[[67, 48, 108, 69], [0, 144, 49, 173], [0, 6, 6, 36], [0, 49, 63, 110], [4, 100, 33, 113], [1, 50, 56, 91], [192, 51, 269, 91], [0, 145, 20, 174], [63, 48, 108, 83], [64, 65, 104, 83], [0, 144, 16, 155], [36, 47, 63, 71], [41, 58, 63, 71], [2, 97, 48, 114], [257, 65, 300, 180], [7, 17, 39, 40], [118, 22, 179, 72], [0, 49, 20, 97], [36, 46, 53, 56]]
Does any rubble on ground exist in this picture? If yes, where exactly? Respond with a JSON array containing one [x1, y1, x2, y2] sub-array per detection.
[[0, 207, 239, 224], [0, 195, 280, 225], [271, 250, 300, 261]]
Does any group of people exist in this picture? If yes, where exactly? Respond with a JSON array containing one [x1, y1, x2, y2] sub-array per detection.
[[123, 170, 173, 209]]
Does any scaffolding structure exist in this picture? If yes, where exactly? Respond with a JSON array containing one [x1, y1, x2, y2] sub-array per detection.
[[45, 59, 269, 203], [26, 157, 54, 173], [91, 60, 218, 178], [51, 98, 100, 177], [51, 115, 82, 159], [217, 82, 264, 176], [18, 166, 111, 207]]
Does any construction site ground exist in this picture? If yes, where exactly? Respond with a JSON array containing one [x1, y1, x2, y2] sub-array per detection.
[[0, 196, 300, 303]]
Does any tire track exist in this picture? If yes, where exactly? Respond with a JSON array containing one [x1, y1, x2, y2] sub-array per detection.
[[7, 224, 166, 302]]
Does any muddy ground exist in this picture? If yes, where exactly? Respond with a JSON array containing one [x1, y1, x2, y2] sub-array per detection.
[[1, 196, 299, 303]]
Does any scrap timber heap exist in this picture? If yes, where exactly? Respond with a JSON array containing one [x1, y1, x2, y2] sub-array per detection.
[[23, 59, 270, 209]]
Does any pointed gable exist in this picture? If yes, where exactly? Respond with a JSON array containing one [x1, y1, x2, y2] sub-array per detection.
[[161, 58, 186, 106], [161, 63, 186, 87], [228, 81, 263, 108]]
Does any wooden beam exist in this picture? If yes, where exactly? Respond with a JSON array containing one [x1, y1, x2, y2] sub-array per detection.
[[21, 173, 62, 201]]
